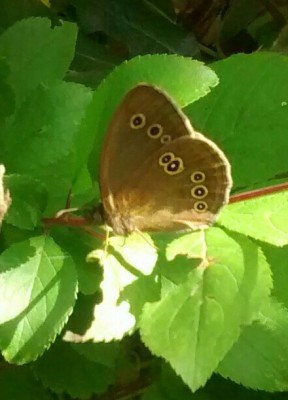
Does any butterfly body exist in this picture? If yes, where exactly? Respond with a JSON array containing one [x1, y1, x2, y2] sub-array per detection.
[[96, 84, 232, 235]]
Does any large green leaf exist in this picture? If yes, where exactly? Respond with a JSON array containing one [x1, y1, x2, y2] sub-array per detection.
[[0, 366, 53, 400], [33, 341, 117, 398], [83, 54, 218, 181], [0, 58, 14, 118], [0, 235, 78, 363], [186, 52, 288, 190], [0, 17, 77, 105], [218, 300, 288, 391], [0, 82, 92, 210], [219, 191, 288, 246], [140, 229, 272, 391]]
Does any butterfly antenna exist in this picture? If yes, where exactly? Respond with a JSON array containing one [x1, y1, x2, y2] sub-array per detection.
[[135, 229, 159, 250], [65, 189, 73, 209]]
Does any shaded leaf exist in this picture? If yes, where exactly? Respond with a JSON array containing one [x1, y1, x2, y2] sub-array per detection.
[[0, 0, 53, 32], [4, 174, 47, 230], [0, 366, 53, 400], [218, 300, 288, 391], [33, 341, 116, 398], [75, 0, 198, 57]]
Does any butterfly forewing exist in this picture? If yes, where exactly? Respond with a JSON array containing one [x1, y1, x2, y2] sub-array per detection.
[[100, 85, 196, 197]]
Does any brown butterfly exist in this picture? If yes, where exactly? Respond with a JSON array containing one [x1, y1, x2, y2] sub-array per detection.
[[91, 84, 232, 235]]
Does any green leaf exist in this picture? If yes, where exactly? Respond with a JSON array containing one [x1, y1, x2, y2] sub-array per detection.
[[247, 15, 278, 49], [218, 299, 288, 391], [0, 224, 33, 250], [120, 274, 161, 326], [162, 231, 207, 294], [0, 366, 53, 400], [141, 362, 209, 400], [219, 191, 288, 246], [65, 233, 158, 342], [0, 17, 77, 105], [0, 0, 53, 32], [87, 232, 158, 279], [0, 235, 78, 363], [272, 24, 288, 55], [4, 174, 47, 230], [33, 341, 116, 398], [221, 0, 263, 41], [141, 385, 168, 400], [70, 164, 98, 207], [142, 369, 278, 400], [139, 229, 272, 391], [67, 31, 123, 89], [83, 54, 218, 180], [71, 341, 119, 367], [109, 233, 158, 276], [186, 52, 288, 189], [263, 243, 288, 307], [0, 57, 15, 118], [144, 0, 176, 22], [74, 0, 198, 57], [0, 81, 92, 210], [51, 229, 102, 295], [166, 230, 206, 261], [196, 374, 271, 400]]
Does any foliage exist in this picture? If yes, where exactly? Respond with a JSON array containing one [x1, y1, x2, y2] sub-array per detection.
[[0, 2, 288, 400]]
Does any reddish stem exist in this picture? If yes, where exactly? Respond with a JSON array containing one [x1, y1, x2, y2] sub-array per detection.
[[42, 182, 287, 235], [43, 215, 105, 239], [229, 182, 288, 203], [43, 216, 87, 227]]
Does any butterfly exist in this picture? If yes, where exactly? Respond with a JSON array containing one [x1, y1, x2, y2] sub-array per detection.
[[91, 84, 232, 236]]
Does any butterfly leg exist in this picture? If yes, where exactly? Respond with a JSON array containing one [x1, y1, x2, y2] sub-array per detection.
[[103, 225, 111, 255]]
